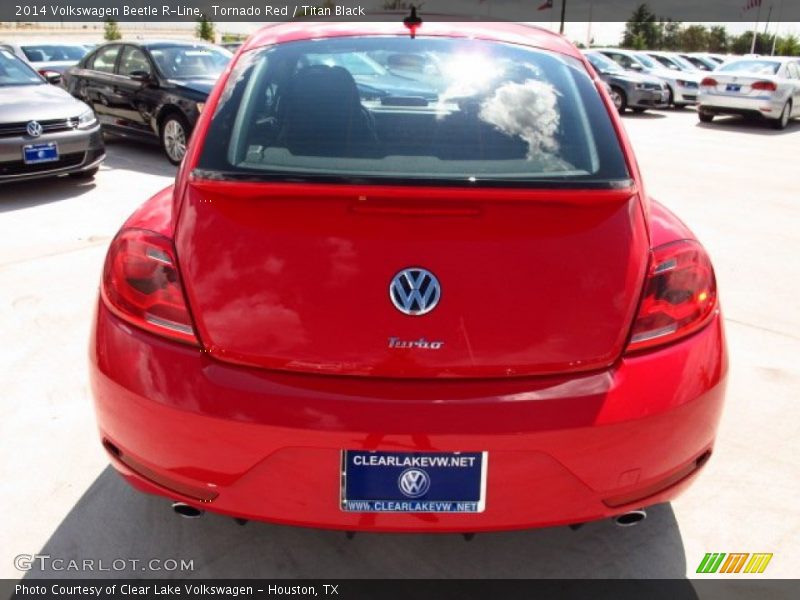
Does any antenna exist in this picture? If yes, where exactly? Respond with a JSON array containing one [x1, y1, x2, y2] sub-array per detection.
[[403, 6, 423, 39]]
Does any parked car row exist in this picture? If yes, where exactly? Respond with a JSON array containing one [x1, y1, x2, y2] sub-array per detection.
[[2, 36, 797, 185]]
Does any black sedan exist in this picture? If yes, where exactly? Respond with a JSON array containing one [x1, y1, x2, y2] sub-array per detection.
[[62, 40, 231, 164]]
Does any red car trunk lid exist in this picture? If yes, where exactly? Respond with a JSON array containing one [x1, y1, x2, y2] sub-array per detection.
[[175, 180, 649, 378]]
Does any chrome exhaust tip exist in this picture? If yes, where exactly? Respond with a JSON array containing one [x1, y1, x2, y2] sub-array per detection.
[[171, 502, 204, 519], [614, 509, 647, 527]]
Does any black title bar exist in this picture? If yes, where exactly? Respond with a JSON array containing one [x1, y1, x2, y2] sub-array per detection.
[[2, 0, 800, 23]]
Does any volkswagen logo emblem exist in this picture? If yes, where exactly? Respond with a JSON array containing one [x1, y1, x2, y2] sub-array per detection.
[[389, 268, 441, 316], [26, 121, 43, 138], [398, 468, 430, 498]]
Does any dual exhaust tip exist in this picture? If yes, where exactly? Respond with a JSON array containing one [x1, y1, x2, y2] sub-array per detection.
[[172, 502, 204, 519], [614, 509, 647, 527], [172, 501, 647, 528]]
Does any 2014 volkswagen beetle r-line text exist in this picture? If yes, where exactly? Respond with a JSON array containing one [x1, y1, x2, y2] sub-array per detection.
[[90, 22, 727, 532]]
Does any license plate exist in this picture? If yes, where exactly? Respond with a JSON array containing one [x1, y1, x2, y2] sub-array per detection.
[[726, 84, 741, 92], [341, 450, 487, 513], [23, 142, 58, 164]]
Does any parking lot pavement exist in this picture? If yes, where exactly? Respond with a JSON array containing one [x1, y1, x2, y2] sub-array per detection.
[[1, 111, 799, 579]]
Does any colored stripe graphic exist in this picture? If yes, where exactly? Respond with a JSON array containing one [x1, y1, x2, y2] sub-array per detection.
[[744, 553, 773, 574], [697, 553, 726, 573], [720, 553, 749, 573], [697, 552, 773, 574]]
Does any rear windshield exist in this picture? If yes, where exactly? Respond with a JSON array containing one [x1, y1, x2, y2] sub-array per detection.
[[718, 60, 781, 75], [197, 36, 630, 187]]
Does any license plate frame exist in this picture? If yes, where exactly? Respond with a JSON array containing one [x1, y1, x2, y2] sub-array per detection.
[[726, 84, 742, 92], [340, 450, 487, 513], [23, 142, 59, 164]]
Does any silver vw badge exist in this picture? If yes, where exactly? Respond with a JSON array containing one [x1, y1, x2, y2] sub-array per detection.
[[389, 268, 441, 316], [398, 468, 430, 498], [26, 121, 43, 138]]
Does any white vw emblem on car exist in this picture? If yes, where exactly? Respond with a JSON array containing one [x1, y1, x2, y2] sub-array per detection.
[[26, 121, 43, 138], [398, 468, 431, 498], [389, 268, 441, 316]]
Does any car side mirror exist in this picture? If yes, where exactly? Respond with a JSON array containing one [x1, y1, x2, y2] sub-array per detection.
[[129, 71, 152, 83], [44, 72, 62, 85], [629, 63, 643, 71]]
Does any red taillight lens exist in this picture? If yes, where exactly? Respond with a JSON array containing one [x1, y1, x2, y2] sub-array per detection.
[[700, 77, 718, 87], [101, 228, 199, 345], [751, 80, 777, 91], [626, 240, 717, 353]]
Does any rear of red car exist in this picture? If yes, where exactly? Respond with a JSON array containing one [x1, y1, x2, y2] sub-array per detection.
[[90, 23, 726, 531]]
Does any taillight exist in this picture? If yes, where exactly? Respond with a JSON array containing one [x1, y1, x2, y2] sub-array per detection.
[[626, 240, 717, 353], [101, 228, 199, 345], [700, 77, 718, 87], [751, 80, 777, 91]]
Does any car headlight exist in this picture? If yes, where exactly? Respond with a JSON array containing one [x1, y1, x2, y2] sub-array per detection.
[[676, 79, 688, 87], [77, 108, 97, 129], [634, 83, 646, 90]]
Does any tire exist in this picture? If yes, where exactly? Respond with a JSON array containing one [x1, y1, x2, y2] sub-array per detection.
[[69, 167, 99, 180], [698, 111, 714, 123], [666, 86, 674, 106], [771, 101, 791, 130], [631, 108, 646, 114], [610, 86, 627, 114], [160, 112, 190, 165]]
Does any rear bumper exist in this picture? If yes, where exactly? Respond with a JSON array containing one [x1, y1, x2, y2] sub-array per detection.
[[698, 91, 784, 118], [90, 301, 727, 532]]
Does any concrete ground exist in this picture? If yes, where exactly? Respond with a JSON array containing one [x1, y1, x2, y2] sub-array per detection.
[[1, 111, 799, 580]]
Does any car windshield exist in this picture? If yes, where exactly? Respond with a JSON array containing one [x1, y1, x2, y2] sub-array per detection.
[[718, 60, 781, 75], [669, 55, 697, 70], [149, 45, 231, 79], [197, 37, 629, 187], [21, 44, 87, 62], [633, 53, 658, 69], [586, 52, 623, 73], [0, 49, 43, 86]]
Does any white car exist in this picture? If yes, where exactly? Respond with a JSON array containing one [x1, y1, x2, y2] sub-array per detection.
[[697, 57, 800, 130], [0, 42, 89, 78]]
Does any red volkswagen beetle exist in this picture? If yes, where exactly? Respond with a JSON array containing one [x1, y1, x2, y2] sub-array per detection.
[[90, 22, 727, 531]]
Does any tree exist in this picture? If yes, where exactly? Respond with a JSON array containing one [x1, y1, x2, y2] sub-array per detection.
[[103, 18, 121, 41], [659, 19, 682, 51], [679, 25, 709, 52], [621, 4, 660, 49], [196, 14, 215, 43], [776, 34, 800, 56], [707, 25, 728, 53]]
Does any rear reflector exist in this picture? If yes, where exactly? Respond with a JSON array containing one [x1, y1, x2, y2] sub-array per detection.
[[101, 228, 199, 346], [626, 240, 717, 353], [603, 450, 712, 508]]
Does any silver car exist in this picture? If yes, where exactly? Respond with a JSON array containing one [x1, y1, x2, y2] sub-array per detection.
[[697, 57, 800, 130], [0, 48, 105, 183], [595, 48, 702, 107]]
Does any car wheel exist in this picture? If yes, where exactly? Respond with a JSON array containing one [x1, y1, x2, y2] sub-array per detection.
[[771, 101, 791, 130], [160, 113, 190, 165], [666, 86, 674, 106], [698, 110, 714, 123], [610, 86, 627, 114], [69, 167, 99, 180]]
